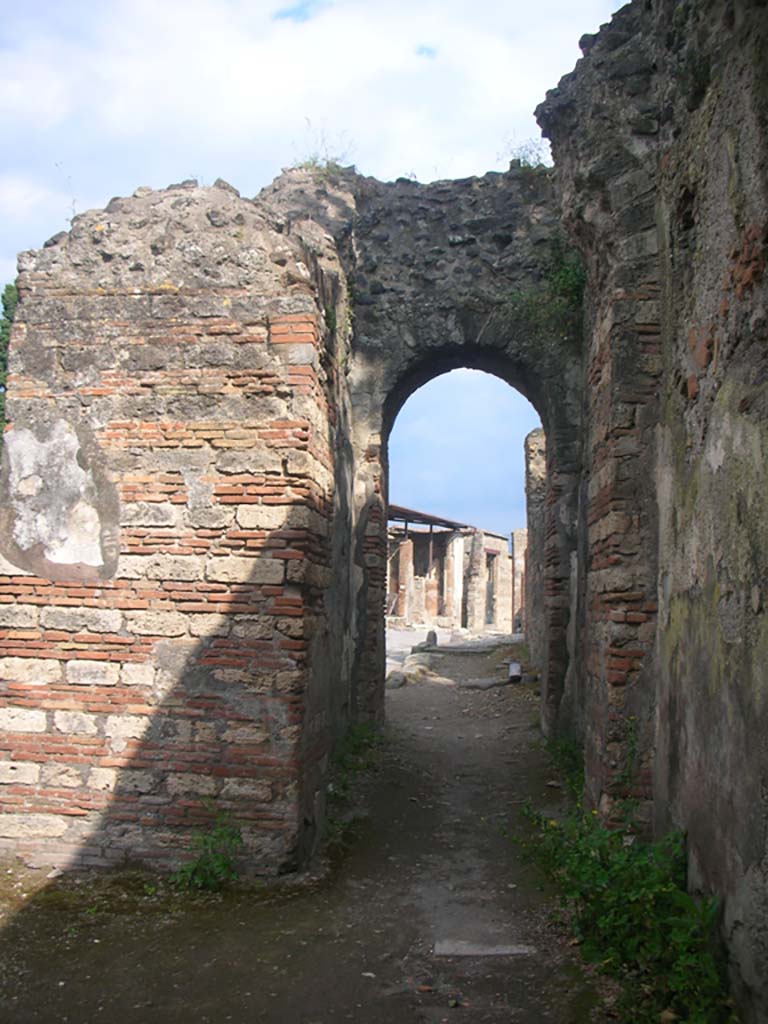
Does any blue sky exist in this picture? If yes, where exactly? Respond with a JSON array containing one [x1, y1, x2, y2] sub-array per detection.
[[389, 370, 541, 535], [1, 0, 623, 531]]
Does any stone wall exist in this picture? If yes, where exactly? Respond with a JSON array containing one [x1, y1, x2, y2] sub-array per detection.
[[387, 527, 512, 634], [0, 165, 582, 874], [0, 180, 356, 870], [538, 0, 768, 1014], [524, 428, 547, 673], [263, 165, 583, 725], [510, 528, 527, 631]]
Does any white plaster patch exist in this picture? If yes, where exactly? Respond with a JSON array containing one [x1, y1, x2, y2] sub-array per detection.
[[4, 421, 103, 566]]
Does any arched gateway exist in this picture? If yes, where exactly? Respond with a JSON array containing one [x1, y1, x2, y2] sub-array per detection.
[[0, 164, 584, 872], [2, 2, 768, 1014]]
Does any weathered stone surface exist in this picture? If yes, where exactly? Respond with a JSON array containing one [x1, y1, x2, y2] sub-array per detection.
[[88, 768, 117, 791], [143, 555, 206, 582], [124, 610, 189, 636], [40, 764, 83, 788], [0, 708, 47, 732], [457, 677, 510, 691], [41, 606, 123, 633], [65, 660, 122, 686], [0, 761, 40, 784], [434, 940, 535, 957], [0, 657, 61, 684], [119, 662, 155, 688], [205, 556, 284, 584], [385, 671, 407, 690], [0, 605, 38, 628], [0, 815, 68, 838], [54, 710, 98, 735]]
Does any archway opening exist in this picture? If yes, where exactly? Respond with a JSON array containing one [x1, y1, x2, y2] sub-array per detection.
[[383, 367, 542, 680]]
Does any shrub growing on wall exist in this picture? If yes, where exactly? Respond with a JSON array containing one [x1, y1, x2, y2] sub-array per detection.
[[0, 283, 18, 430]]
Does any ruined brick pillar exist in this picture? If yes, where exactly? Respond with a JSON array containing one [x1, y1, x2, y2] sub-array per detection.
[[424, 576, 439, 619], [394, 538, 413, 619], [510, 528, 527, 630], [445, 533, 464, 626], [524, 430, 547, 669], [0, 181, 352, 871], [462, 531, 484, 633]]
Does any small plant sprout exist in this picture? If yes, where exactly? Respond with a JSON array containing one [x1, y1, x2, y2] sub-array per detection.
[[171, 806, 245, 892]]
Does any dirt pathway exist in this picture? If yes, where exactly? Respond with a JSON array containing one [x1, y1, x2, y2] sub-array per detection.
[[0, 639, 606, 1023]]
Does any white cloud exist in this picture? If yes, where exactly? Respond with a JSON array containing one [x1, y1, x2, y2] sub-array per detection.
[[0, 176, 72, 224], [0, 0, 613, 526], [0, 1, 624, 270], [0, 48, 73, 128], [2, 1, 623, 174]]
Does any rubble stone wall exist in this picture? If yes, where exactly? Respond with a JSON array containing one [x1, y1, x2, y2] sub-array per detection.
[[510, 527, 527, 629], [524, 429, 547, 669], [539, 1, 768, 1014], [1, 166, 582, 873], [0, 180, 355, 871]]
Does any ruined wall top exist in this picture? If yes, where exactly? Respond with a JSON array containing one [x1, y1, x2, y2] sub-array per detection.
[[20, 179, 312, 304], [261, 164, 580, 437], [11, 160, 584, 469]]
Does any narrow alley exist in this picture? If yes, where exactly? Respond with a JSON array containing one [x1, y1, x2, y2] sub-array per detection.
[[0, 634, 606, 1023]]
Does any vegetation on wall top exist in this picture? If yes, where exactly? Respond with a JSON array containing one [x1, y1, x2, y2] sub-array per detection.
[[496, 236, 586, 350], [0, 283, 18, 428]]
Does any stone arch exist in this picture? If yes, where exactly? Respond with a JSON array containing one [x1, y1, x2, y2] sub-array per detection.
[[348, 324, 583, 736], [0, 163, 590, 877]]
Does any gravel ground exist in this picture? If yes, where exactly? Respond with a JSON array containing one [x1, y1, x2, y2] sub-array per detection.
[[0, 637, 614, 1023]]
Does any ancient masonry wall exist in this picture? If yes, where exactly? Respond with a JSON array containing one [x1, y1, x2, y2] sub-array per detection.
[[510, 528, 526, 630], [0, 164, 583, 874], [653, 4, 768, 1013], [539, 1, 768, 1015], [523, 429, 546, 669], [4, 7, 767, 1012], [539, 3, 662, 827], [462, 532, 513, 634], [0, 181, 354, 870]]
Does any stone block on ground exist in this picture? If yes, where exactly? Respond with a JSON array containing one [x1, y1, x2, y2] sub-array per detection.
[[458, 677, 511, 691], [385, 671, 407, 690]]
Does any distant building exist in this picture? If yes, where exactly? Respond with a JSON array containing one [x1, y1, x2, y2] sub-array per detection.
[[387, 504, 527, 634]]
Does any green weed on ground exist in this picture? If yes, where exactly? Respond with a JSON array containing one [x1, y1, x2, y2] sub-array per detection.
[[520, 745, 736, 1022], [171, 808, 244, 892]]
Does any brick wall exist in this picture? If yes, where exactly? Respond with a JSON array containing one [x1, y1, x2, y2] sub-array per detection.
[[0, 182, 348, 871]]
